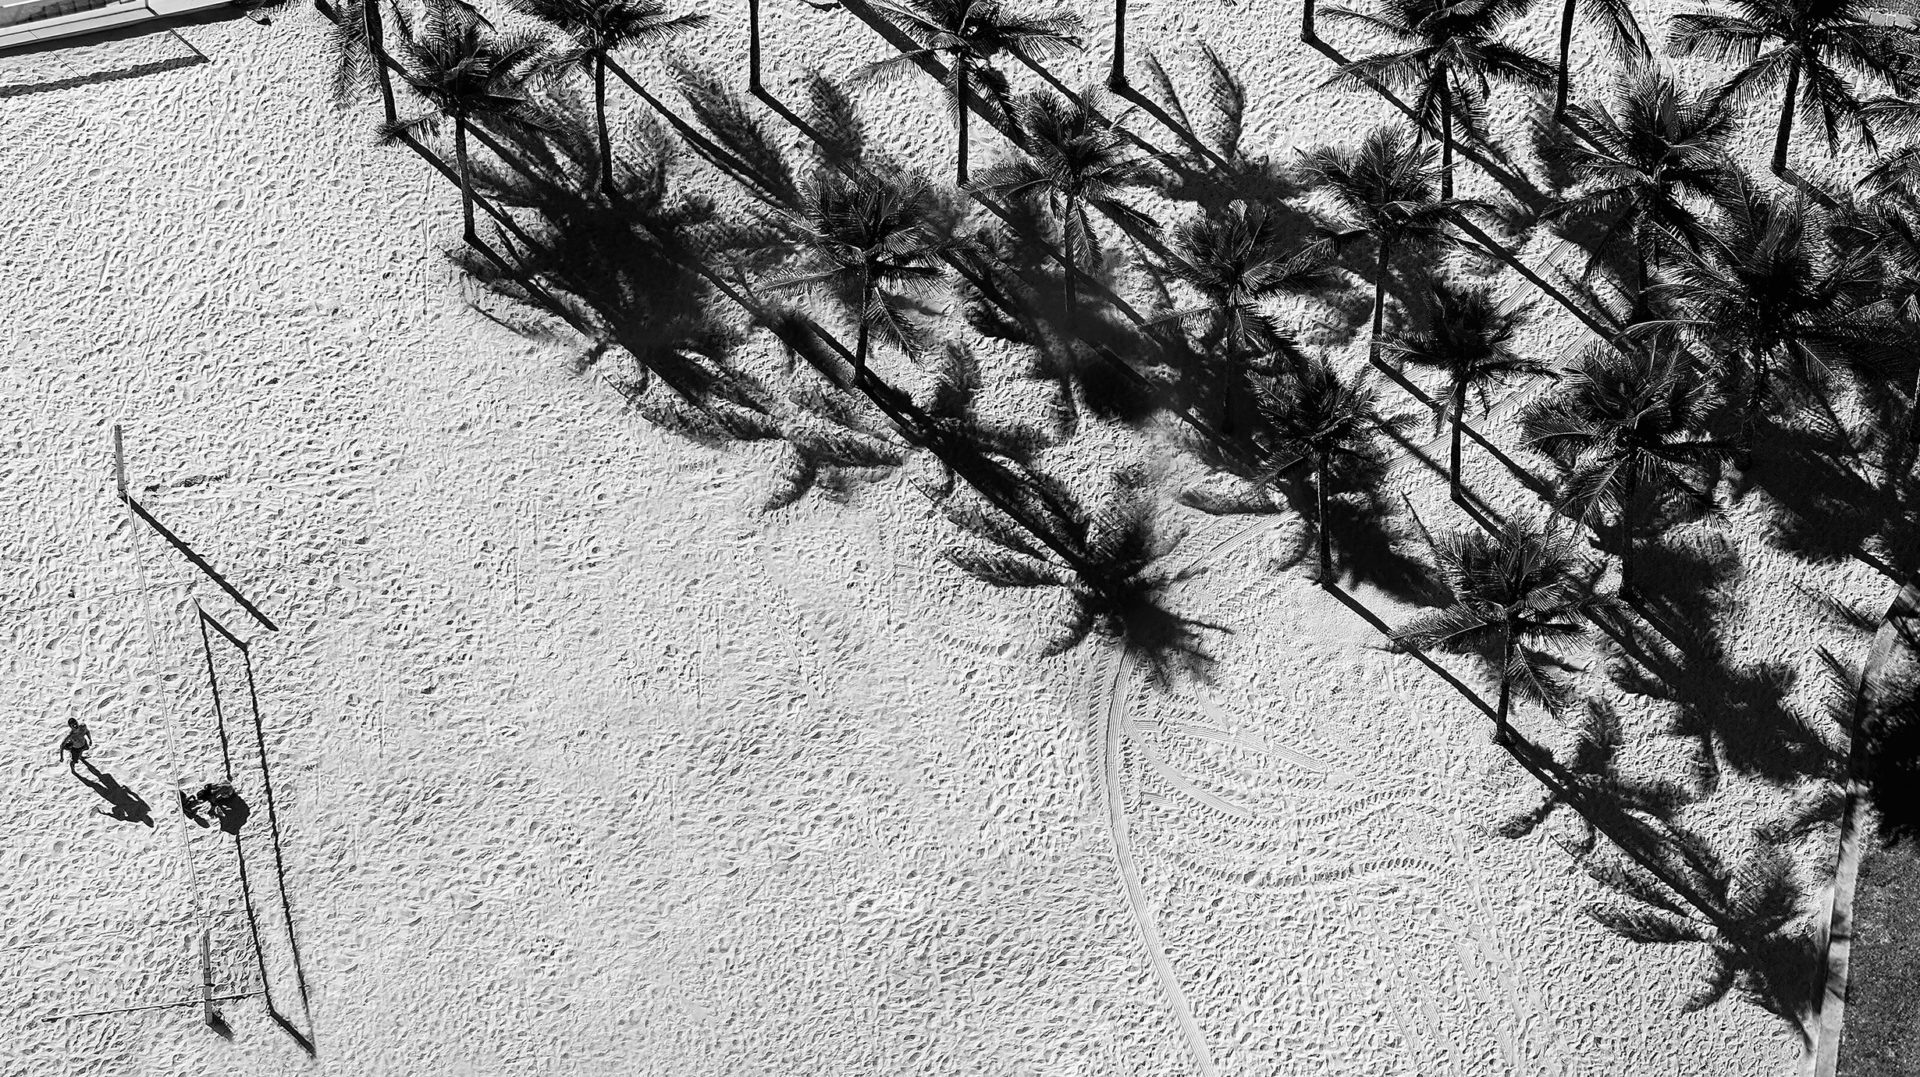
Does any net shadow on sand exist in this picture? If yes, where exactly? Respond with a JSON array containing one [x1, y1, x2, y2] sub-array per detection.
[[194, 604, 316, 1056]]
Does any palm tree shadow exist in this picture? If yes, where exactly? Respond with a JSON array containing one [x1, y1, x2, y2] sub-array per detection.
[[1739, 927, 1825, 1036], [1160, 152, 1308, 216], [1621, 527, 1740, 618], [1268, 469, 1443, 604], [1123, 45, 1320, 213], [1608, 533, 1841, 790], [73, 764, 154, 828], [1864, 636, 1920, 847], [1732, 413, 1885, 569], [1578, 466, 1727, 575], [960, 220, 1166, 427], [455, 108, 785, 426], [1117, 585, 1228, 689], [1576, 823, 1823, 1038]]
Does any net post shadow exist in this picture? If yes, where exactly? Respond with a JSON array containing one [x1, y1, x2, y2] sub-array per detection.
[[112, 425, 278, 633]]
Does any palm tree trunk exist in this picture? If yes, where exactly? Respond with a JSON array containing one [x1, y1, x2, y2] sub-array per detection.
[[748, 0, 763, 93], [1553, 0, 1578, 124], [956, 69, 970, 186], [595, 54, 614, 196], [1439, 78, 1455, 201], [1449, 390, 1465, 504], [1746, 347, 1770, 434], [1316, 455, 1332, 586], [454, 115, 476, 242], [1063, 195, 1080, 336], [1772, 54, 1801, 179], [1495, 622, 1514, 743], [1369, 236, 1391, 368], [855, 269, 873, 380], [1109, 0, 1127, 89], [1620, 460, 1637, 596], [363, 0, 396, 126], [1301, 0, 1319, 42], [1218, 364, 1235, 439]]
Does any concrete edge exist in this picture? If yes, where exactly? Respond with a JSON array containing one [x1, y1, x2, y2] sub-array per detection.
[[0, 1, 145, 49], [0, 0, 228, 51], [1807, 582, 1920, 1077]]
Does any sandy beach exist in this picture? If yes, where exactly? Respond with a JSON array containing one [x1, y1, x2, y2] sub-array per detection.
[[0, 0, 1903, 1073]]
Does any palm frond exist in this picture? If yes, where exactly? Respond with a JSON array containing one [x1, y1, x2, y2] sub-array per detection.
[[945, 545, 1066, 588]]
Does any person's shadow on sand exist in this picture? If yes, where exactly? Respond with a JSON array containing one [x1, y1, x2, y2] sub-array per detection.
[[74, 763, 154, 828]]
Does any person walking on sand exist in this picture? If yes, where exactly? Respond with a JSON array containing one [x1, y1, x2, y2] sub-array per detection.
[[59, 718, 92, 771]]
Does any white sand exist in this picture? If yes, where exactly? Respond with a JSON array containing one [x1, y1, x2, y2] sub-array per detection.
[[0, 1, 1890, 1074]]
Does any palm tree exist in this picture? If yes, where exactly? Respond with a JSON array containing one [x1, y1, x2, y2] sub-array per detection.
[[324, 0, 492, 121], [1157, 198, 1330, 361], [1392, 518, 1613, 743], [970, 90, 1158, 328], [1550, 0, 1645, 125], [865, 0, 1084, 185], [1667, 0, 1912, 183], [1541, 67, 1736, 304], [775, 167, 958, 380], [1301, 125, 1481, 370], [505, 0, 708, 197], [1253, 355, 1399, 584], [1384, 279, 1549, 502], [384, 0, 560, 242], [1652, 170, 1887, 434], [1520, 346, 1732, 594], [1153, 198, 1330, 426], [1863, 98, 1920, 198], [1321, 0, 1555, 198]]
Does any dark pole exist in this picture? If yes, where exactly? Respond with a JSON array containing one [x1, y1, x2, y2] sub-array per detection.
[[1553, 0, 1577, 125], [1772, 54, 1801, 180]]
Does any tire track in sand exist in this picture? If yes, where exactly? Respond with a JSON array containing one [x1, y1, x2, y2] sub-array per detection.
[[1100, 644, 1221, 1077], [1091, 397, 1550, 1074]]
